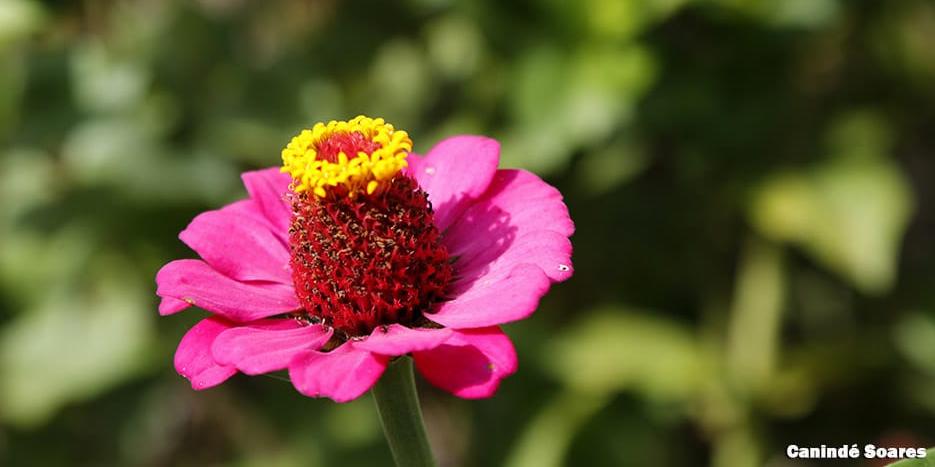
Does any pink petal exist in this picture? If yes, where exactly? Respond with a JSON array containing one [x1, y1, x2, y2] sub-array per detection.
[[175, 317, 238, 390], [425, 169, 573, 328], [425, 263, 550, 328], [404, 152, 424, 168], [225, 199, 280, 230], [455, 229, 573, 285], [444, 169, 574, 283], [156, 259, 300, 321], [413, 327, 517, 399], [289, 343, 388, 403], [212, 320, 332, 375], [242, 168, 292, 238], [407, 136, 500, 232], [353, 325, 453, 356], [179, 202, 292, 284], [159, 297, 191, 315]]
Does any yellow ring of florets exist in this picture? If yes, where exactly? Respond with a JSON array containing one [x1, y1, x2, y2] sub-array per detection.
[[280, 116, 413, 198]]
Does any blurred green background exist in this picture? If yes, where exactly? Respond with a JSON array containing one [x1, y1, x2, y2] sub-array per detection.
[[1, 0, 934, 465]]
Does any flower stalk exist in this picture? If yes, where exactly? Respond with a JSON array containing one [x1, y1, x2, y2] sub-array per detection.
[[372, 357, 436, 467]]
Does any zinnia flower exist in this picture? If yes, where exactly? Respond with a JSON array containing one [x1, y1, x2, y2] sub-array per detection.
[[156, 116, 574, 402]]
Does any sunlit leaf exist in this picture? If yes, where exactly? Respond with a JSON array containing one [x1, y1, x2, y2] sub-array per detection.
[[71, 42, 150, 113], [893, 312, 935, 374], [0, 256, 154, 427], [425, 15, 483, 79], [726, 238, 785, 391], [0, 228, 91, 310], [324, 396, 381, 447], [365, 40, 432, 124], [504, 45, 656, 174], [0, 51, 27, 133], [547, 308, 709, 399], [887, 449, 935, 467], [0, 0, 43, 47], [712, 0, 840, 28], [575, 136, 649, 195], [750, 114, 913, 294], [0, 148, 54, 222], [62, 118, 239, 204], [505, 390, 609, 467]]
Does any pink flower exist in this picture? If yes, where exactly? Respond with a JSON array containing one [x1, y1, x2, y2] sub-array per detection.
[[156, 117, 574, 402]]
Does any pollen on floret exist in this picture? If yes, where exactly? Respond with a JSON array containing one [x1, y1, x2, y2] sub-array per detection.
[[280, 116, 413, 198]]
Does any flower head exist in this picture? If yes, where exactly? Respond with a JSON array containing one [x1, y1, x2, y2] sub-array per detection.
[[157, 116, 574, 402]]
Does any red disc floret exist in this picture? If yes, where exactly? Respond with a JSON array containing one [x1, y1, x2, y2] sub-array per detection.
[[288, 175, 453, 337], [315, 131, 382, 163]]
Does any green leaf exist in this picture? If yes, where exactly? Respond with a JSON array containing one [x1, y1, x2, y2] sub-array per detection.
[[887, 449, 935, 467], [0, 148, 55, 223], [575, 136, 649, 195], [711, 0, 839, 29], [62, 118, 239, 204], [503, 45, 656, 174], [750, 154, 913, 295], [70, 42, 150, 113], [894, 313, 935, 374], [365, 40, 432, 124], [0, 256, 154, 427], [0, 0, 44, 47], [546, 307, 709, 400], [425, 15, 483, 79], [505, 390, 610, 467]]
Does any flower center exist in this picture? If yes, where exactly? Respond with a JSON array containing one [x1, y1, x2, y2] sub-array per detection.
[[315, 131, 382, 163], [281, 116, 412, 198], [282, 117, 453, 338]]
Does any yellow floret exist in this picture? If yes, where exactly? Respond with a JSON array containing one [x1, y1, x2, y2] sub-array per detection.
[[280, 116, 413, 198]]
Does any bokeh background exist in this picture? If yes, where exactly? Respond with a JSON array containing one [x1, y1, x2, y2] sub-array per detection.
[[1, 0, 934, 466]]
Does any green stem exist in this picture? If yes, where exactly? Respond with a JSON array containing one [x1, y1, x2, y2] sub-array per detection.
[[725, 236, 785, 392], [372, 357, 436, 467]]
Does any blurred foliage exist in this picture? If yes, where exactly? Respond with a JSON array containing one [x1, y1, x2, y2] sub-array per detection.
[[890, 449, 935, 467], [0, 0, 934, 466]]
